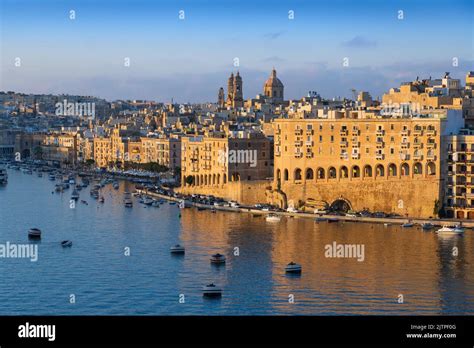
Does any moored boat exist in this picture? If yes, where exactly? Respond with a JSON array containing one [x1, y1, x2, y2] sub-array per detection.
[[170, 244, 185, 254], [266, 214, 281, 222], [285, 262, 302, 274], [202, 283, 222, 297], [436, 226, 464, 235], [28, 228, 42, 239], [210, 253, 226, 264], [61, 240, 72, 247]]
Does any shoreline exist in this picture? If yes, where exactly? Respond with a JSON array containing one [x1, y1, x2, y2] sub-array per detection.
[[137, 189, 474, 228]]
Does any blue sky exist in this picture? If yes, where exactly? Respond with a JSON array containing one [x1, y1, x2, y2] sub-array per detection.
[[1, 0, 473, 102]]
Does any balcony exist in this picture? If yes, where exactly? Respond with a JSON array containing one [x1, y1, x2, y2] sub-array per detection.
[[426, 142, 436, 149], [306, 153, 314, 159], [352, 141, 360, 147], [275, 129, 281, 135], [352, 129, 360, 136], [294, 129, 303, 135], [340, 129, 348, 136], [401, 129, 410, 136], [294, 141, 303, 147], [340, 141, 348, 147], [305, 141, 314, 146], [400, 153, 410, 160], [351, 153, 360, 159], [275, 151, 281, 157], [306, 129, 314, 135], [294, 152, 303, 158], [376, 129, 385, 136], [413, 154, 423, 160], [376, 153, 384, 160], [413, 128, 423, 136], [426, 129, 437, 136], [427, 154, 436, 160]]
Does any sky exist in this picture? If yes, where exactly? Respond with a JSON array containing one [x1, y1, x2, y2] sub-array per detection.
[[1, 0, 473, 102]]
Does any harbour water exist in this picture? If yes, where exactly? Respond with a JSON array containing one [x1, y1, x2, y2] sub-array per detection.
[[0, 168, 473, 315]]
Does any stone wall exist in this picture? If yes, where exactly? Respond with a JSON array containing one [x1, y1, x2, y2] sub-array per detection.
[[277, 177, 442, 218], [177, 180, 271, 206]]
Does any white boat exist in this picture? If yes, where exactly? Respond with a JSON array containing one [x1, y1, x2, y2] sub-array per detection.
[[124, 192, 133, 207], [0, 166, 8, 184], [142, 197, 153, 206], [285, 262, 302, 273], [113, 182, 119, 190], [28, 228, 42, 239], [202, 283, 222, 297], [402, 222, 414, 228], [436, 226, 464, 235], [266, 214, 281, 222], [210, 253, 226, 264], [170, 244, 185, 254]]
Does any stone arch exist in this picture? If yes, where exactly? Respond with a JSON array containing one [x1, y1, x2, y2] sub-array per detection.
[[351, 165, 361, 178], [317, 167, 325, 179], [363, 165, 373, 178], [413, 162, 422, 175], [328, 167, 337, 179], [388, 163, 397, 177], [330, 197, 352, 212], [305, 168, 314, 180], [401, 163, 410, 176], [427, 162, 436, 176], [376, 164, 385, 177], [294, 168, 302, 181], [340, 166, 349, 179]]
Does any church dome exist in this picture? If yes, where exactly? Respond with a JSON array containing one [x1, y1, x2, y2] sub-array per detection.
[[264, 68, 283, 88]]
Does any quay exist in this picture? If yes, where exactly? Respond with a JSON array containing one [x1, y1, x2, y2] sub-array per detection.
[[136, 189, 474, 228]]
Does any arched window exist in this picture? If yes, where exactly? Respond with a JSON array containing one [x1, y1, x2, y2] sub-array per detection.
[[427, 162, 436, 176], [352, 165, 361, 178], [305, 168, 314, 180], [340, 166, 349, 179], [364, 165, 373, 177], [276, 169, 281, 180], [317, 168, 325, 179], [328, 167, 337, 179], [284, 169, 289, 181], [401, 163, 410, 176], [223, 174, 227, 184], [376, 164, 384, 177], [414, 162, 422, 175], [217, 174, 220, 185], [294, 168, 302, 181], [388, 164, 397, 177]]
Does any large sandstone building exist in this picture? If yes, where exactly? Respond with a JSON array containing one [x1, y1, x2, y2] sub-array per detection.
[[270, 109, 464, 218]]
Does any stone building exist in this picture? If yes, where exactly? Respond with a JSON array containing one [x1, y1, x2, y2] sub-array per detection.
[[270, 109, 464, 218]]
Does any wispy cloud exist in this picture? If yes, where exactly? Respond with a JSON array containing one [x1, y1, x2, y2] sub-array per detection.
[[342, 36, 377, 48], [262, 56, 286, 62], [264, 31, 285, 40]]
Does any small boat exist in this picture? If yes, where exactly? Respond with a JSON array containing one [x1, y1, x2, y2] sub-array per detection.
[[28, 228, 42, 239], [113, 182, 119, 190], [80, 200, 88, 205], [436, 226, 464, 235], [48, 173, 55, 181], [402, 222, 414, 228], [197, 206, 206, 211], [142, 197, 153, 206], [315, 217, 328, 222], [61, 240, 72, 247], [170, 244, 185, 254], [210, 253, 226, 264], [55, 184, 63, 192], [69, 179, 75, 185], [202, 283, 222, 297], [124, 192, 133, 207], [211, 208, 217, 213], [327, 218, 339, 223], [421, 222, 434, 230], [285, 262, 302, 274], [169, 201, 177, 205], [71, 189, 80, 200], [384, 223, 391, 227], [266, 214, 281, 222]]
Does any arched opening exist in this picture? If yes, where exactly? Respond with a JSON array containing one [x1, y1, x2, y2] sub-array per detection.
[[427, 162, 436, 176], [294, 168, 302, 181], [376, 164, 384, 177], [401, 163, 410, 176], [232, 172, 240, 181], [340, 166, 349, 179], [352, 165, 361, 178], [284, 169, 289, 181], [217, 174, 220, 185], [363, 165, 373, 178], [305, 168, 314, 180], [276, 169, 281, 180], [330, 199, 352, 213], [414, 162, 422, 175], [388, 164, 397, 177], [223, 174, 227, 184], [328, 167, 337, 179], [317, 167, 325, 179]]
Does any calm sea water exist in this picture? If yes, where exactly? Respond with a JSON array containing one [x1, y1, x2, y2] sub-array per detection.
[[0, 169, 473, 315]]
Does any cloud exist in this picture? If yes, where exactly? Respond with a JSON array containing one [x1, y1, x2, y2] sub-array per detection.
[[342, 36, 377, 48], [264, 31, 285, 40], [261, 56, 286, 63]]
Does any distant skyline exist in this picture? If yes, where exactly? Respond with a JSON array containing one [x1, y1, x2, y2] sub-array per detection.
[[1, 0, 473, 102]]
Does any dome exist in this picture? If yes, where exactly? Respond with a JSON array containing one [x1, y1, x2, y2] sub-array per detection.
[[264, 68, 283, 88]]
